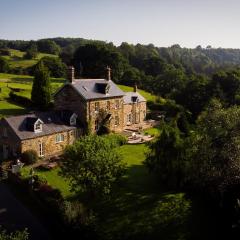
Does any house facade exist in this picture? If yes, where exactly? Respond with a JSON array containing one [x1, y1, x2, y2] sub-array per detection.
[[0, 111, 81, 160], [0, 66, 147, 160], [54, 66, 146, 133]]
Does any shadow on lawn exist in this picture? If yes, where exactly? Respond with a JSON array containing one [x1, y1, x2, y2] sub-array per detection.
[[94, 164, 191, 240]]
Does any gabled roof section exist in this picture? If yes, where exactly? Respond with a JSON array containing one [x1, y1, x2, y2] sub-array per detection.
[[4, 111, 77, 140], [55, 79, 125, 100], [123, 92, 146, 104]]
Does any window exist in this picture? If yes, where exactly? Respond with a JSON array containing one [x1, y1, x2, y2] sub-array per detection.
[[95, 102, 100, 112], [127, 114, 132, 124], [143, 110, 146, 120], [95, 120, 99, 131], [39, 142, 44, 157], [107, 101, 111, 111], [115, 115, 119, 126], [56, 134, 64, 143], [115, 100, 120, 109], [34, 120, 43, 133]]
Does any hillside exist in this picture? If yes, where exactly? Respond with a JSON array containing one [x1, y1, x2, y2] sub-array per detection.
[[1, 49, 58, 70]]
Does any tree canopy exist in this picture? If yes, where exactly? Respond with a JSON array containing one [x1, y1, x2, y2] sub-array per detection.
[[31, 61, 51, 109], [60, 135, 126, 197]]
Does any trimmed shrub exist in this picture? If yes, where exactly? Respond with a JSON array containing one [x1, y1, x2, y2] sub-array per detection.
[[21, 150, 38, 165], [103, 134, 127, 148]]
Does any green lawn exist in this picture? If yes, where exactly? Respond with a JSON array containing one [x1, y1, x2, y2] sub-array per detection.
[[21, 167, 73, 198], [143, 127, 161, 137], [20, 143, 191, 239], [118, 84, 157, 102], [0, 101, 28, 118]]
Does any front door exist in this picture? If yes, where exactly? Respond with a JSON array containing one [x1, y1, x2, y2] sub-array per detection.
[[3, 145, 8, 159]]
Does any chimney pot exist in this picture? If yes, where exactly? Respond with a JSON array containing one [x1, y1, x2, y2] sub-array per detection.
[[67, 66, 75, 83], [133, 83, 138, 92], [106, 66, 111, 81]]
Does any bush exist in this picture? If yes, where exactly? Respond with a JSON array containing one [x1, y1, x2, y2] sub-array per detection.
[[103, 134, 127, 148], [9, 91, 32, 107], [21, 150, 38, 165]]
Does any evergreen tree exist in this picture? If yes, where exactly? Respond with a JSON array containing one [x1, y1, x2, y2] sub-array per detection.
[[31, 61, 51, 109]]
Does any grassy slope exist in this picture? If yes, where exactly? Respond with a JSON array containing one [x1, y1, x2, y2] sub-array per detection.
[[0, 73, 64, 118], [118, 84, 156, 102], [2, 49, 57, 69]]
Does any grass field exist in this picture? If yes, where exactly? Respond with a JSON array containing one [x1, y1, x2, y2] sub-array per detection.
[[2, 49, 57, 69], [0, 73, 65, 118]]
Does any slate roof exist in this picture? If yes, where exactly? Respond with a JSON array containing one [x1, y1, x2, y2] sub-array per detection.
[[123, 92, 146, 104], [69, 79, 125, 100], [4, 111, 77, 140]]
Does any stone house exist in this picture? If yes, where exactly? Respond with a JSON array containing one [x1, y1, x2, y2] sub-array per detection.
[[54, 66, 146, 133], [0, 66, 146, 160], [0, 111, 81, 160]]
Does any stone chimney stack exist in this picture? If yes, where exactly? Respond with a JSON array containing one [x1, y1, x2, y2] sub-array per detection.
[[106, 66, 111, 81], [133, 83, 138, 92], [67, 66, 75, 83]]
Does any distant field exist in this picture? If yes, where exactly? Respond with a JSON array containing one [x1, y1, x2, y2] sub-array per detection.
[[1, 49, 57, 69], [118, 84, 156, 102]]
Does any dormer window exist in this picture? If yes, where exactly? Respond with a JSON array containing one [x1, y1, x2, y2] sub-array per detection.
[[34, 119, 43, 133], [70, 113, 77, 126]]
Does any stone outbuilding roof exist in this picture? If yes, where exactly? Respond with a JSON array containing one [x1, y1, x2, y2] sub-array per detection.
[[57, 79, 125, 100], [3, 111, 77, 140], [123, 92, 146, 104]]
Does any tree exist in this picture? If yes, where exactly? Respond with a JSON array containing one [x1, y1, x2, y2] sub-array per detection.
[[187, 100, 240, 196], [144, 124, 185, 188], [0, 57, 9, 73], [38, 56, 67, 78], [175, 75, 211, 119], [0, 227, 28, 240], [24, 43, 38, 59], [60, 135, 126, 197], [73, 43, 128, 81], [31, 61, 51, 109], [37, 39, 61, 55]]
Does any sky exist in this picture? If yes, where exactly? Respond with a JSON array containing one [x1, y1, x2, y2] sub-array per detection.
[[1, 0, 240, 48]]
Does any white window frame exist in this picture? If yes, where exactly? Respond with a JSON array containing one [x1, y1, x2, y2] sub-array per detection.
[[39, 142, 44, 157], [56, 134, 64, 143], [34, 119, 43, 133]]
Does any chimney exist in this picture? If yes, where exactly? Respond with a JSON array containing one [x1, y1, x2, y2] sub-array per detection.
[[106, 66, 111, 81], [133, 83, 138, 92], [67, 66, 75, 83]]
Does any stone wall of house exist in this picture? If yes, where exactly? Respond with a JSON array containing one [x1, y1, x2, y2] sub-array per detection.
[[54, 85, 87, 126], [0, 119, 21, 160], [21, 129, 79, 158], [123, 101, 147, 126], [88, 97, 124, 132]]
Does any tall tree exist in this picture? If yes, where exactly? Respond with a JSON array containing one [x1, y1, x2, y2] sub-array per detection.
[[60, 135, 126, 197], [0, 57, 9, 73], [144, 124, 185, 188], [31, 61, 51, 109]]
